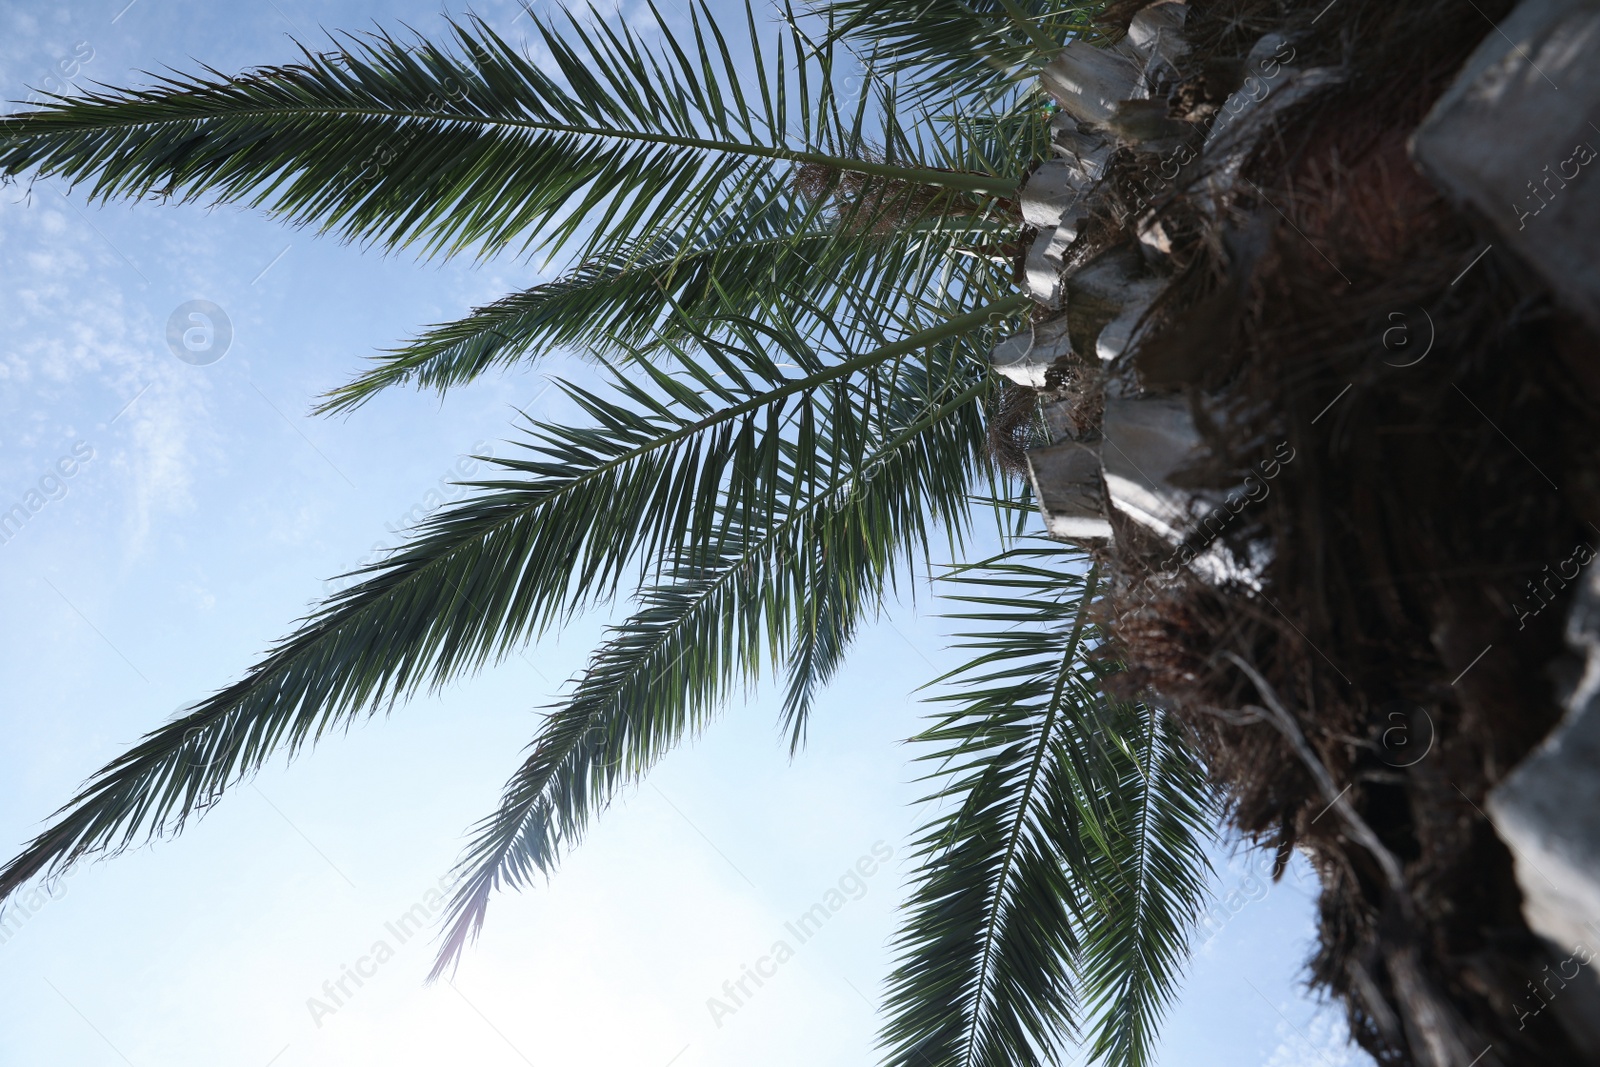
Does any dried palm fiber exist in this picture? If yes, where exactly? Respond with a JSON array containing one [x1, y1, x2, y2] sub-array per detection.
[[792, 160, 1021, 232], [987, 381, 1043, 474]]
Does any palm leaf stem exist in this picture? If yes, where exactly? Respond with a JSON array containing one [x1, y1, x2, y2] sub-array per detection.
[[962, 561, 1101, 1064], [994, 0, 1063, 52], [610, 293, 1025, 470], [0, 104, 1023, 199]]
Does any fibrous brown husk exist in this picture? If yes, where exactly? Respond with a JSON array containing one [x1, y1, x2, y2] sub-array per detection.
[[792, 160, 1020, 233], [987, 381, 1043, 473]]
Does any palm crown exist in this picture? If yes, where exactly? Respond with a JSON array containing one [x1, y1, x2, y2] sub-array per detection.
[[0, 3, 1214, 1065]]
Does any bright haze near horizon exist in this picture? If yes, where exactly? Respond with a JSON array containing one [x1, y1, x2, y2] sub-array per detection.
[[0, 1, 1358, 1065]]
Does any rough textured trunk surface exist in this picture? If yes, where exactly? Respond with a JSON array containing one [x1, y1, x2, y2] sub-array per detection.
[[1004, 0, 1600, 1061]]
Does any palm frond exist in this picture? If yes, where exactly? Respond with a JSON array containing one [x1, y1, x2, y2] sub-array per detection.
[[429, 357, 1004, 976], [775, 358, 1002, 747], [880, 548, 1216, 1067], [1073, 701, 1215, 1067], [881, 554, 1107, 1067], [0, 3, 1226, 1059], [822, 0, 1109, 106], [0, 296, 1022, 905], [317, 190, 1011, 413], [0, 3, 1016, 275]]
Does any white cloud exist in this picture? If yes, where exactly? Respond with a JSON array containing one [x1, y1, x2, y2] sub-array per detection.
[[0, 186, 216, 556], [1262, 1006, 1361, 1067]]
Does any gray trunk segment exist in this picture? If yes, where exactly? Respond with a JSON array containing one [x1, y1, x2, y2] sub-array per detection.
[[1411, 0, 1600, 331], [1026, 441, 1113, 543], [1489, 560, 1600, 955], [1487, 560, 1600, 1051], [1000, 9, 1302, 577]]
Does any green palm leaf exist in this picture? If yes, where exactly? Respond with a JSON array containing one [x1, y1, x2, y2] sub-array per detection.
[[0, 297, 1022, 903], [1, 1, 1044, 421], [882, 555, 1108, 1067], [0, 5, 1222, 1061], [0, 3, 1017, 274], [821, 0, 1108, 106], [308, 77, 1047, 414], [1073, 701, 1215, 1067], [880, 548, 1215, 1067], [317, 193, 1009, 413], [430, 359, 1007, 977]]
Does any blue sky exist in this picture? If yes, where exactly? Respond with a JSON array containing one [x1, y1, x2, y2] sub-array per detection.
[[0, 2, 1359, 1065]]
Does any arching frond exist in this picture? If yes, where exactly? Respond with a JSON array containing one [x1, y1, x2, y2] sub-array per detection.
[[1073, 701, 1215, 1067], [0, 7, 1221, 1063], [0, 3, 1017, 272], [0, 296, 1024, 904], [429, 359, 1008, 977], [882, 553, 1108, 1067], [317, 191, 1011, 413], [880, 549, 1216, 1067]]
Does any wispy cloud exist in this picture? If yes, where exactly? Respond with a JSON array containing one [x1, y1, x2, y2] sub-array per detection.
[[1262, 1007, 1361, 1067], [0, 192, 215, 555]]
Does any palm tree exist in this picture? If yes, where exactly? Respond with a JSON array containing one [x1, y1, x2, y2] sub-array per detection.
[[0, 4, 1216, 1066]]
